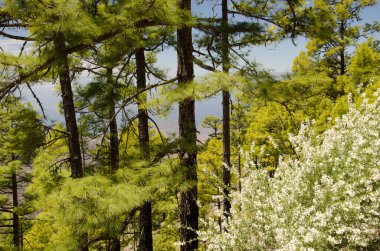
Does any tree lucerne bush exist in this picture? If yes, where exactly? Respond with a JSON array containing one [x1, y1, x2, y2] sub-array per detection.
[[203, 90, 380, 250]]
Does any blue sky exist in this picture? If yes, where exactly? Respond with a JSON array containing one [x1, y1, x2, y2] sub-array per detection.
[[2, 0, 380, 140]]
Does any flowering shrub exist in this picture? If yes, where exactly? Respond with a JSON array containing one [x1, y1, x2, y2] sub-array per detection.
[[202, 92, 380, 250]]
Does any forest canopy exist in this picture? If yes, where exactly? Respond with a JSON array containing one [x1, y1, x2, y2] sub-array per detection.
[[0, 0, 379, 250]]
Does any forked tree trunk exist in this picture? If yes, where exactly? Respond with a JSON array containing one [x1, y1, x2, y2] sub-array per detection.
[[54, 33, 83, 178], [177, 0, 199, 249], [136, 48, 153, 251]]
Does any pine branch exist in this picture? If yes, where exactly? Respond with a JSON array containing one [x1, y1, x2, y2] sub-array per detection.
[[26, 83, 46, 119], [0, 208, 12, 213], [0, 56, 56, 100], [79, 208, 138, 250], [193, 57, 218, 72], [103, 77, 178, 133], [0, 30, 36, 41], [0, 19, 172, 100]]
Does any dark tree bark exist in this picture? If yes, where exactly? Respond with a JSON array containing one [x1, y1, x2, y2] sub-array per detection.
[[136, 49, 150, 159], [217, 196, 222, 232], [221, 0, 231, 219], [177, 0, 199, 249], [136, 48, 153, 251], [12, 172, 20, 248], [339, 20, 346, 76], [109, 238, 121, 251], [238, 149, 242, 193], [54, 33, 83, 178], [138, 201, 152, 251], [106, 67, 121, 251], [107, 68, 120, 173]]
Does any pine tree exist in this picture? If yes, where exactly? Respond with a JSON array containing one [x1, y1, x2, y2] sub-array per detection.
[[136, 48, 153, 251], [177, 0, 199, 249], [0, 97, 44, 249], [201, 116, 222, 138], [221, 0, 232, 219], [304, 0, 377, 94], [54, 34, 84, 178]]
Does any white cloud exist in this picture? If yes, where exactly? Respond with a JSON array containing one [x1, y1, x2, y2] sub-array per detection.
[[0, 38, 26, 55]]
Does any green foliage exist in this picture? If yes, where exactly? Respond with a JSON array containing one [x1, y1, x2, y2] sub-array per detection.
[[201, 116, 222, 138], [0, 0, 379, 249], [24, 117, 187, 249], [152, 72, 245, 118], [0, 98, 45, 248], [0, 97, 45, 163], [304, 0, 377, 79], [348, 38, 380, 86], [236, 39, 380, 171], [26, 175, 150, 250], [198, 138, 223, 218], [239, 71, 333, 163]]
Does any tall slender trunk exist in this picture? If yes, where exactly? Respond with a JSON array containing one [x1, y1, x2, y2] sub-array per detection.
[[236, 101, 243, 193], [221, 0, 231, 219], [177, 0, 198, 249], [107, 68, 119, 173], [136, 48, 153, 251], [54, 33, 83, 178], [107, 67, 121, 251], [136, 49, 150, 159], [217, 197, 222, 232], [339, 20, 346, 76], [80, 119, 86, 170], [12, 172, 20, 248]]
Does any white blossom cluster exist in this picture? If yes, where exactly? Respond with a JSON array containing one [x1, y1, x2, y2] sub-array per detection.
[[202, 93, 380, 250]]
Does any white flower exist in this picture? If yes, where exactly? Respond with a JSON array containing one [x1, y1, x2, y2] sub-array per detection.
[[202, 91, 380, 250]]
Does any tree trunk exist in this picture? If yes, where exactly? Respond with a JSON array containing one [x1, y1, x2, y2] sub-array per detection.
[[109, 238, 121, 251], [54, 34, 83, 178], [107, 68, 120, 173], [138, 201, 152, 251], [136, 48, 153, 251], [177, 0, 199, 249], [217, 197, 222, 232], [136, 49, 150, 159], [106, 67, 121, 251], [221, 0, 231, 219], [238, 151, 242, 193], [12, 172, 20, 248], [339, 20, 346, 76]]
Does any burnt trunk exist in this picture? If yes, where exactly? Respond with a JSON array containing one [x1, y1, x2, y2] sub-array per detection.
[[12, 172, 20, 248], [221, 0, 231, 218], [107, 68, 119, 173], [136, 48, 153, 251], [177, 0, 199, 249], [54, 34, 83, 178]]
